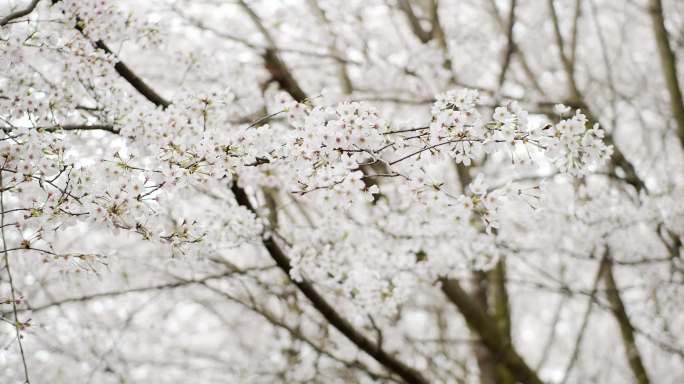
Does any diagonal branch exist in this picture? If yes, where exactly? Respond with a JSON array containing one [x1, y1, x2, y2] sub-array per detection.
[[547, 0, 645, 192], [497, 0, 517, 87], [236, 0, 308, 102], [648, 0, 684, 149], [231, 185, 429, 384], [67, 12, 171, 109], [70, 21, 427, 382], [603, 256, 651, 384], [0, 0, 40, 26], [440, 278, 544, 384], [397, 0, 432, 44], [487, 0, 545, 95]]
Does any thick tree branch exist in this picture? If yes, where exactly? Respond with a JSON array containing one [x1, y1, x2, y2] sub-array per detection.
[[73, 21, 427, 380], [397, 0, 432, 44], [262, 48, 309, 103], [236, 0, 309, 102], [440, 278, 544, 384], [603, 257, 651, 384], [0, 0, 40, 27], [232, 185, 429, 384], [547, 0, 645, 192], [40, 124, 118, 133], [469, 269, 515, 384], [70, 18, 171, 108], [91, 40, 171, 108], [490, 261, 511, 343], [648, 0, 684, 149]]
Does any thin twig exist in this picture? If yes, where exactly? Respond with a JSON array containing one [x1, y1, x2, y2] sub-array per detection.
[[1, 170, 31, 383]]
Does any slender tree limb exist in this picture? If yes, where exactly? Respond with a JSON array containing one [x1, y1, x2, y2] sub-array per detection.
[[569, 0, 582, 69], [236, 0, 308, 102], [648, 0, 684, 148], [547, 0, 645, 192], [2, 270, 253, 316], [172, 5, 360, 65], [535, 293, 567, 370], [487, 0, 545, 95], [1, 171, 31, 384], [307, 0, 353, 94], [497, 0, 517, 87], [0, 0, 40, 27], [559, 254, 608, 384], [38, 124, 118, 133], [547, 0, 581, 100], [429, 0, 457, 84], [397, 0, 432, 44], [603, 257, 651, 384], [70, 18, 171, 108]]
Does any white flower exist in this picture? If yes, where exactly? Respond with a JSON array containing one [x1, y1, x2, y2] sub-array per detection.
[[493, 106, 511, 123], [553, 103, 572, 116], [469, 174, 489, 195]]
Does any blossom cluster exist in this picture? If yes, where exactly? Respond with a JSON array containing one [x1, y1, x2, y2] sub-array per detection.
[[425, 91, 612, 175], [259, 99, 389, 205], [0, 0, 615, 310], [542, 107, 613, 176]]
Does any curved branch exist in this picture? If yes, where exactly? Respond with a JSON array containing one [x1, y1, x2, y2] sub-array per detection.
[[0, 0, 40, 27], [74, 20, 427, 381], [232, 184, 429, 384]]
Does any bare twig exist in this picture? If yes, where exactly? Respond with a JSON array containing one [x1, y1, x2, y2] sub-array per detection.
[[1, 171, 31, 383], [559, 253, 608, 384], [497, 0, 517, 87]]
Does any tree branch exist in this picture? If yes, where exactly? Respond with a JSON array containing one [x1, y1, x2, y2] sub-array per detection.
[[547, 0, 645, 192], [0, 0, 40, 27], [397, 0, 432, 44], [603, 257, 651, 384], [69, 14, 171, 109], [648, 0, 684, 149], [497, 0, 517, 87], [559, 254, 608, 384], [440, 278, 544, 384], [231, 184, 429, 384], [236, 0, 309, 102], [3, 270, 240, 316], [71, 18, 427, 379]]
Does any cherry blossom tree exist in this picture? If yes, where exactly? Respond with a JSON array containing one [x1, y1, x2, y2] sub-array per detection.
[[0, 0, 683, 383]]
